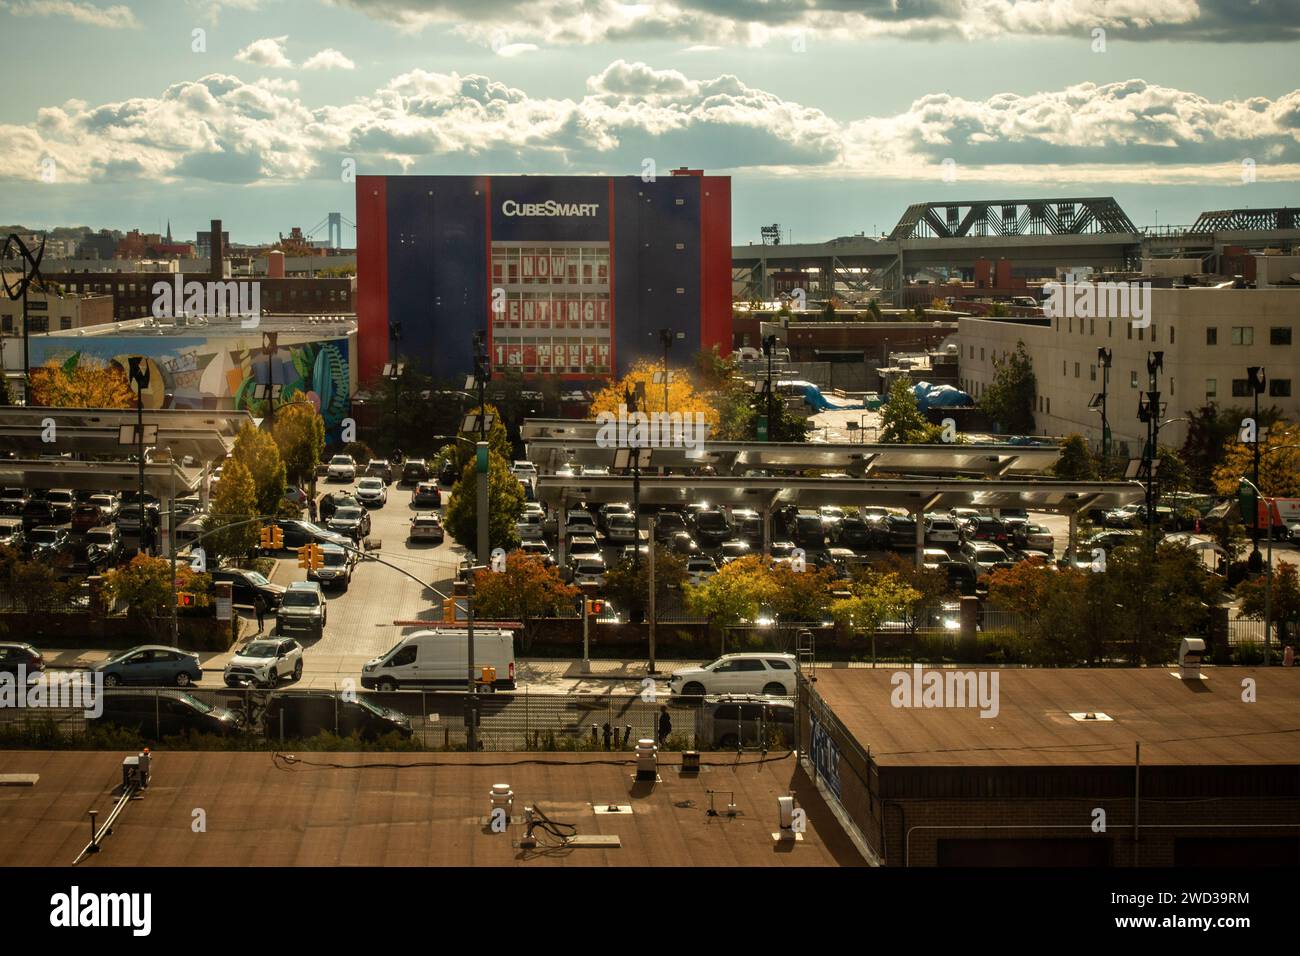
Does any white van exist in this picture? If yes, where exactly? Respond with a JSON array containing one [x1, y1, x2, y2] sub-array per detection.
[[360, 628, 516, 691]]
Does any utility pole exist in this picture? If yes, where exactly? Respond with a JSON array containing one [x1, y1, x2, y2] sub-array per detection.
[[465, 569, 477, 752], [1138, 351, 1163, 557], [474, 332, 490, 565], [1240, 477, 1273, 666], [1247, 366, 1266, 571], [761, 333, 777, 441], [128, 357, 149, 556], [625, 383, 642, 572], [263, 331, 277, 425], [648, 516, 657, 676], [2, 233, 44, 404], [1097, 347, 1112, 461]]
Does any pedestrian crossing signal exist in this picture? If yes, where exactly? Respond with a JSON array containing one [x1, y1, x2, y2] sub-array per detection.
[[176, 592, 195, 608]]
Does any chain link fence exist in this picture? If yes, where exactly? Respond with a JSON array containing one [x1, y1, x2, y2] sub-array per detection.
[[0, 686, 798, 753]]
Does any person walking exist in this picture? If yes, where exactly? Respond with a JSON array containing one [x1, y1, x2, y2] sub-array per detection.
[[657, 705, 672, 748], [255, 596, 266, 635], [308, 495, 318, 523]]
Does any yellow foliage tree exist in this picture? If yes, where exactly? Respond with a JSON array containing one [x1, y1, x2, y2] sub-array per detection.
[[1211, 418, 1300, 497], [588, 360, 719, 426], [29, 358, 134, 408]]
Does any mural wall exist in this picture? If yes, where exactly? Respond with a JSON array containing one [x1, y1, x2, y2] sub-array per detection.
[[29, 334, 354, 438]]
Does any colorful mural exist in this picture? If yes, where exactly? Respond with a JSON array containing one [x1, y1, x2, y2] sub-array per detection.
[[29, 334, 353, 437]]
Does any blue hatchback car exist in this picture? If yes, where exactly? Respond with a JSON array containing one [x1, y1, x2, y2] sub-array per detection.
[[95, 645, 203, 687]]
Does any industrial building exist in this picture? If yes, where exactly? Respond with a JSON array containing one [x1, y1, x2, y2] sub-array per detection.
[[355, 171, 732, 384]]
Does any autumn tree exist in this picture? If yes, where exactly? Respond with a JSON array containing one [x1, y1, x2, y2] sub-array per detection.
[[231, 423, 287, 517], [766, 561, 838, 622], [29, 357, 133, 408], [103, 555, 212, 642], [684, 554, 777, 628], [830, 572, 921, 637], [444, 451, 524, 554], [204, 457, 259, 564], [603, 551, 687, 622], [471, 551, 578, 652], [988, 561, 1101, 664], [1211, 418, 1300, 497], [589, 360, 720, 429], [1237, 561, 1300, 647], [272, 402, 325, 487]]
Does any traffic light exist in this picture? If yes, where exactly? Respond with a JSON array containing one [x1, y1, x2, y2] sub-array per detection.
[[176, 592, 195, 608], [259, 525, 284, 550], [443, 598, 456, 622], [297, 545, 310, 569], [297, 544, 324, 569], [586, 599, 604, 617]]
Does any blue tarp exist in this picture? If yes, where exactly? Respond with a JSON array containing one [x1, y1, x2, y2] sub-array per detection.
[[912, 380, 973, 411]]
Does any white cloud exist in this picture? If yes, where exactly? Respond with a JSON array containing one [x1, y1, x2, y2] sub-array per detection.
[[1, 65, 1297, 188], [303, 48, 357, 70], [234, 36, 294, 69], [329, 0, 1300, 46], [493, 43, 538, 58], [0, 0, 139, 29]]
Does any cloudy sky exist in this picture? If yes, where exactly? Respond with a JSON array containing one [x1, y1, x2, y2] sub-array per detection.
[[1, 0, 1297, 245]]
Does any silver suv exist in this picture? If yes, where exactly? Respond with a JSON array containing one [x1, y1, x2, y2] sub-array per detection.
[[276, 582, 327, 640]]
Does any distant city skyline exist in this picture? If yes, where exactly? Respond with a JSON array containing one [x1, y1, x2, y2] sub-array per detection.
[[1, 0, 1297, 246]]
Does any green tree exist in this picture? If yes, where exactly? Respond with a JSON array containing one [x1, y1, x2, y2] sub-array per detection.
[[272, 402, 325, 487], [978, 340, 1036, 434], [879, 378, 942, 444], [694, 346, 755, 442], [444, 452, 525, 554], [470, 551, 578, 652], [1053, 434, 1099, 480], [232, 423, 287, 517], [205, 457, 259, 564], [1181, 404, 1283, 493], [1155, 446, 1191, 494], [446, 403, 512, 473]]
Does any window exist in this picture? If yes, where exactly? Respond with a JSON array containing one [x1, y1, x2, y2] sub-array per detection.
[[980, 348, 985, 361], [1232, 379, 1252, 398], [1074, 362, 1080, 378], [1130, 371, 1138, 388], [1090, 319, 1095, 335], [1271, 327, 1292, 346], [1063, 360, 1067, 376], [1206, 327, 1217, 346], [1231, 326, 1254, 346], [1046, 397, 1051, 414], [1108, 320, 1113, 337], [1090, 365, 1097, 382], [1127, 323, 1133, 340], [1206, 379, 1217, 399], [766, 659, 792, 670], [1271, 379, 1292, 398], [1170, 326, 1175, 345]]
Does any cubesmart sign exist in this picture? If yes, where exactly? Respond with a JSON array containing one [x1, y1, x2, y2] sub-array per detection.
[[490, 176, 609, 242]]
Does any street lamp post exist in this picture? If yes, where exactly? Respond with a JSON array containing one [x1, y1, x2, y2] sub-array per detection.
[[1137, 351, 1164, 555], [1239, 477, 1273, 666], [761, 334, 777, 441], [1096, 347, 1112, 460], [1247, 366, 1266, 571]]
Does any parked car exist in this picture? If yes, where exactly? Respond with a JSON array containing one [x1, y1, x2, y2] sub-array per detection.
[[567, 534, 601, 564], [88, 493, 121, 522], [327, 454, 357, 481], [27, 526, 73, 563], [116, 503, 159, 538], [925, 516, 962, 545], [961, 542, 1011, 575], [511, 460, 538, 481], [653, 510, 688, 541], [790, 511, 826, 549], [209, 567, 285, 609], [597, 502, 633, 532], [436, 457, 458, 484], [516, 512, 544, 541], [0, 641, 44, 678], [94, 645, 203, 687], [327, 505, 372, 542], [702, 695, 797, 750], [693, 507, 733, 547], [572, 558, 607, 587], [564, 510, 599, 537], [669, 653, 797, 697], [519, 540, 555, 567], [667, 530, 700, 555], [412, 481, 442, 508], [960, 515, 1010, 546], [408, 511, 445, 544], [605, 512, 640, 544], [834, 516, 880, 551], [885, 514, 918, 549], [0, 518, 25, 552], [69, 504, 105, 534], [1013, 523, 1055, 552], [686, 555, 718, 585], [1081, 529, 1143, 553], [276, 581, 327, 640], [262, 692, 412, 741], [82, 524, 125, 572], [94, 691, 238, 738], [44, 489, 76, 523], [354, 477, 388, 507], [719, 539, 752, 564], [0, 488, 29, 516], [223, 638, 303, 688], [309, 543, 353, 590], [364, 459, 395, 483], [20, 498, 56, 532], [401, 458, 431, 485]]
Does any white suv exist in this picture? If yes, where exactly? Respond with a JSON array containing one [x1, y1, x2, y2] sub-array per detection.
[[327, 454, 357, 481], [668, 653, 797, 697], [223, 638, 303, 688]]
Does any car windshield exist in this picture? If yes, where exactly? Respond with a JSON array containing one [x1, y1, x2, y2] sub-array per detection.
[[30, 529, 59, 543], [178, 693, 212, 714], [241, 643, 278, 658], [324, 551, 347, 567], [243, 571, 269, 586], [330, 456, 351, 465], [283, 591, 320, 607], [414, 517, 440, 526], [335, 508, 363, 520], [87, 529, 112, 542], [696, 512, 728, 530], [358, 479, 382, 489], [355, 697, 386, 717]]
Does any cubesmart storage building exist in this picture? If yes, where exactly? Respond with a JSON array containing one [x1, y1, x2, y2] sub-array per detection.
[[355, 171, 731, 384]]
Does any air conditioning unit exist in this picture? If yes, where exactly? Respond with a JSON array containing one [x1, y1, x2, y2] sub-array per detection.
[[1178, 637, 1206, 680]]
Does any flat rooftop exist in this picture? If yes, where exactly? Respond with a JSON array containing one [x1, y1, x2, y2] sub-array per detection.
[[0, 751, 863, 867], [811, 667, 1300, 768]]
